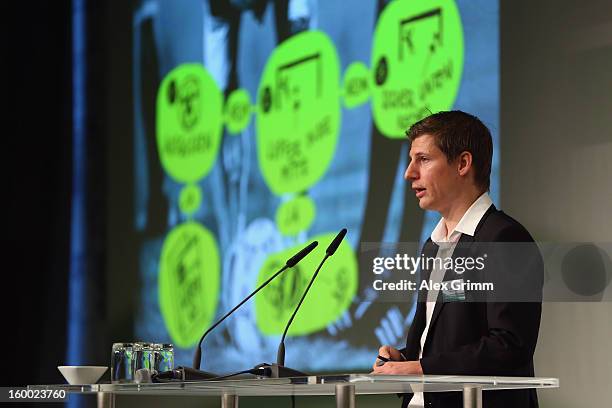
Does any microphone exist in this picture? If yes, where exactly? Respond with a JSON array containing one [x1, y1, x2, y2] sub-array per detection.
[[286, 240, 320, 267], [191, 240, 319, 372], [262, 229, 347, 378], [326, 228, 347, 256]]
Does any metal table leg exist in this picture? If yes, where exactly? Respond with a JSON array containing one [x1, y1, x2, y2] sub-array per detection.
[[462, 386, 482, 408], [221, 393, 238, 408], [97, 392, 115, 408], [335, 384, 355, 408]]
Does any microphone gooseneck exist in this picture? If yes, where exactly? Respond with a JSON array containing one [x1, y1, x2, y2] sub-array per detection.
[[192, 240, 319, 370], [277, 254, 329, 366], [276, 229, 347, 367]]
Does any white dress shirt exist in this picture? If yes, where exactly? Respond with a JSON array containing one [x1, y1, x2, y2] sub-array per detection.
[[409, 192, 493, 408]]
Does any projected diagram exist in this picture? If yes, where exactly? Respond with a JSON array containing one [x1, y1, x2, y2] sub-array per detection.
[[133, 0, 478, 370], [158, 221, 220, 347], [372, 4, 463, 137]]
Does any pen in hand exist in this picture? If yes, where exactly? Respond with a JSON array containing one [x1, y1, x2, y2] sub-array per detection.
[[375, 355, 390, 367]]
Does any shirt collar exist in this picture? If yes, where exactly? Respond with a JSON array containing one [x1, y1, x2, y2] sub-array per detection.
[[431, 192, 493, 243]]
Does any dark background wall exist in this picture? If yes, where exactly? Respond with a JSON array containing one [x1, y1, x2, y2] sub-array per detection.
[[3, 0, 110, 390], [3, 0, 72, 387]]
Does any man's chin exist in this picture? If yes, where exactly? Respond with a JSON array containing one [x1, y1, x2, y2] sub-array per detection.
[[417, 198, 433, 210]]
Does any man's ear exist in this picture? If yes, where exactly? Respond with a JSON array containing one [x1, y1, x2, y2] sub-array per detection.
[[457, 151, 473, 176]]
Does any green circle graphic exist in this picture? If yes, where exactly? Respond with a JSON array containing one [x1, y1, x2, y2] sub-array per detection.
[[275, 195, 316, 236], [342, 62, 371, 108], [254, 232, 357, 336], [256, 31, 342, 195], [371, 0, 464, 138], [224, 88, 252, 135], [156, 64, 223, 182], [158, 221, 220, 347], [178, 184, 202, 215]]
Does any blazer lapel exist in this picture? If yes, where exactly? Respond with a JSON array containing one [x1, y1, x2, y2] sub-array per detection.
[[418, 239, 439, 301], [404, 239, 439, 357]]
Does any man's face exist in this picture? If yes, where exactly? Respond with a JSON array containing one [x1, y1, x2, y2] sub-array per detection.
[[404, 134, 461, 212]]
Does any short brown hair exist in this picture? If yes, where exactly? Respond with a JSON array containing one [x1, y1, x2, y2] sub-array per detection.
[[406, 110, 493, 191]]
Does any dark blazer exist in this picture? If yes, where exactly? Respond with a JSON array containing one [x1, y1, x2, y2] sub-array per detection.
[[400, 204, 543, 408]]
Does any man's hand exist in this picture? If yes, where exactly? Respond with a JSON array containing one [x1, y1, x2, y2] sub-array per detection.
[[371, 360, 423, 375], [373, 345, 404, 370]]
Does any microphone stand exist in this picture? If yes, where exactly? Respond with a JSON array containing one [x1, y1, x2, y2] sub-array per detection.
[[272, 254, 329, 377], [185, 241, 319, 379], [174, 264, 294, 380], [191, 264, 290, 370], [257, 229, 347, 378]]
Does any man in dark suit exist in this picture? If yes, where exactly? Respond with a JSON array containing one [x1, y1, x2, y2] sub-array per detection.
[[372, 111, 543, 408]]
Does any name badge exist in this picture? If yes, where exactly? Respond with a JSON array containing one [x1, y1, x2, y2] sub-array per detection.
[[441, 278, 466, 302]]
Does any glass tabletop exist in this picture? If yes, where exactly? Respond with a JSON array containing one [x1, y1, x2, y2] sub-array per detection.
[[29, 374, 559, 397]]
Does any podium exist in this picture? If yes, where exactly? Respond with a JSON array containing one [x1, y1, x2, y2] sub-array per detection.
[[29, 374, 559, 408]]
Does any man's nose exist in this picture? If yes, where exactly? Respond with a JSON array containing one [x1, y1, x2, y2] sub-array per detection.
[[404, 161, 417, 181]]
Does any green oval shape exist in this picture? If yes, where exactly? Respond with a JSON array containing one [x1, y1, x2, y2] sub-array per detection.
[[158, 222, 220, 348], [156, 64, 223, 182], [342, 62, 371, 108], [224, 88, 253, 134], [371, 0, 464, 138], [254, 232, 357, 336], [256, 31, 342, 195], [178, 184, 202, 215], [275, 195, 316, 236]]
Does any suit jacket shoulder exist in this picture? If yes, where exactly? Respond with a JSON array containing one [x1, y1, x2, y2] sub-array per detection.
[[475, 206, 536, 243]]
